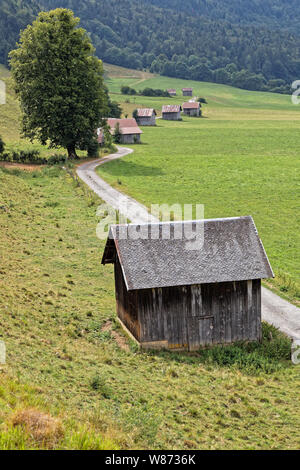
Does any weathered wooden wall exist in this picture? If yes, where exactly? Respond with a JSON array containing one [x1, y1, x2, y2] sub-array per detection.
[[162, 112, 181, 121], [115, 275, 262, 350], [114, 258, 141, 341], [183, 108, 200, 117], [120, 134, 141, 144], [137, 115, 156, 126]]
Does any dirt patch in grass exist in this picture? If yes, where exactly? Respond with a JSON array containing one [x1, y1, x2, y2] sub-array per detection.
[[0, 162, 43, 171], [102, 321, 130, 352], [11, 409, 64, 449]]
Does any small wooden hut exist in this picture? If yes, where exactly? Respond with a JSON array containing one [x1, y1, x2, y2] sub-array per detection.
[[182, 102, 201, 117], [168, 89, 177, 96], [107, 118, 143, 144], [102, 217, 274, 351], [136, 109, 157, 126], [182, 88, 193, 97], [162, 105, 182, 121]]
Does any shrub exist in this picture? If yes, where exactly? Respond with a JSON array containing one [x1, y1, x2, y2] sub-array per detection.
[[11, 408, 64, 449], [6, 149, 46, 164], [47, 154, 67, 166], [198, 323, 291, 375]]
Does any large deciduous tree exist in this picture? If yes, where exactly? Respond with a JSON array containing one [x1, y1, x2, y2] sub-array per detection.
[[9, 8, 108, 159]]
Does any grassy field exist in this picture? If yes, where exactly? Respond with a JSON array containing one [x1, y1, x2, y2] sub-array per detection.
[[98, 65, 300, 304], [0, 166, 299, 450], [0, 63, 300, 449]]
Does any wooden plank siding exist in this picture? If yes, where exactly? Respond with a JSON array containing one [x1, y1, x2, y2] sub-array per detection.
[[114, 270, 262, 350]]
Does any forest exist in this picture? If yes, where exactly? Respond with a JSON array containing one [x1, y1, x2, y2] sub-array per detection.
[[1, 0, 300, 93]]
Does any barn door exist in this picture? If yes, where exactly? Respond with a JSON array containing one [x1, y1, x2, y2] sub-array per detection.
[[187, 316, 214, 351]]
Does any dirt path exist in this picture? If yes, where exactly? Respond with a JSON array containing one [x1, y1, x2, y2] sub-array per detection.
[[76, 147, 300, 340]]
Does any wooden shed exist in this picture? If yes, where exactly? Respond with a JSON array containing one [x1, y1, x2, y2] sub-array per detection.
[[136, 108, 157, 126], [168, 89, 177, 96], [182, 87, 193, 97], [162, 105, 182, 121], [102, 217, 274, 351], [107, 118, 143, 144], [182, 102, 201, 117]]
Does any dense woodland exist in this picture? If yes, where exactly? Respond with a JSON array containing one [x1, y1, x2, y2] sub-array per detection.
[[1, 0, 300, 93]]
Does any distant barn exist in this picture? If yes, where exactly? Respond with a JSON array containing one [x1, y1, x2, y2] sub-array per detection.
[[168, 89, 177, 96], [162, 105, 182, 121], [182, 102, 201, 117], [136, 108, 157, 126], [182, 87, 193, 97], [107, 118, 142, 144], [102, 217, 274, 351]]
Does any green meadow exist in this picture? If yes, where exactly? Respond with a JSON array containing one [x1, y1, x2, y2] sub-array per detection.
[[0, 166, 299, 450]]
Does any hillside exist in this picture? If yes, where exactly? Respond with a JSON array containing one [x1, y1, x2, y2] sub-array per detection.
[[144, 0, 300, 33], [1, 1, 300, 93], [1, 61, 300, 450]]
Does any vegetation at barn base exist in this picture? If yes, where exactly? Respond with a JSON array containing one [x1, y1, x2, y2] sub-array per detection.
[[0, 166, 299, 450], [9, 8, 108, 159]]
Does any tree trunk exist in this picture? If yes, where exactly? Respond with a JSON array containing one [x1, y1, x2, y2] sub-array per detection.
[[67, 145, 79, 160]]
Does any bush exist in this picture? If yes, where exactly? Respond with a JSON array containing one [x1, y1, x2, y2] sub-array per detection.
[[197, 323, 291, 375], [47, 154, 67, 166], [3, 149, 47, 164]]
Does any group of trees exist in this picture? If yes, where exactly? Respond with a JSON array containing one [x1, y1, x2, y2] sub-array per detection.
[[38, 0, 300, 94], [2, 1, 300, 93], [121, 86, 170, 97]]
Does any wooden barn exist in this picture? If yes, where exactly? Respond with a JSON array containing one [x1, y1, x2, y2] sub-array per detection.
[[162, 105, 182, 121], [107, 118, 143, 144], [182, 87, 193, 97], [182, 102, 201, 117], [136, 108, 157, 126], [102, 217, 274, 351], [168, 89, 177, 96]]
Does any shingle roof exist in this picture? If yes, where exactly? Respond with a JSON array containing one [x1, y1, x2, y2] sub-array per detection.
[[107, 118, 142, 135], [168, 89, 176, 93], [162, 105, 182, 113], [102, 216, 274, 291], [182, 88, 193, 92], [182, 102, 200, 109], [137, 108, 156, 117]]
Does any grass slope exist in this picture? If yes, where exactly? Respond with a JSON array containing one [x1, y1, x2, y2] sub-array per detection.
[[98, 65, 300, 304], [0, 166, 299, 450]]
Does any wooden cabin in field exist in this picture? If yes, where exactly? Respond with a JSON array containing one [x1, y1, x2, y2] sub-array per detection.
[[182, 87, 193, 97], [162, 105, 182, 121], [182, 102, 201, 117], [102, 216, 274, 351], [136, 108, 157, 126], [107, 118, 143, 144], [168, 89, 177, 96]]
